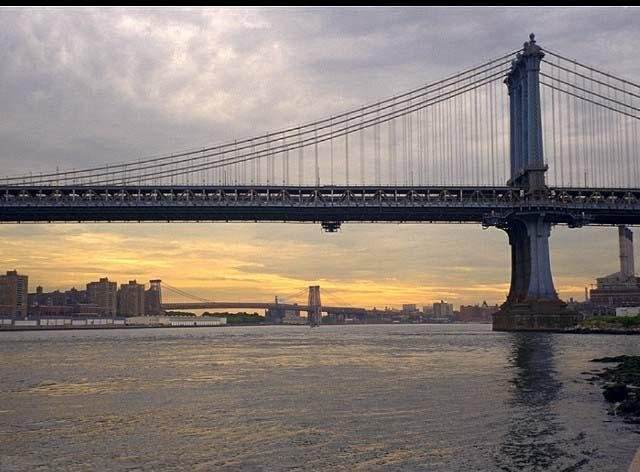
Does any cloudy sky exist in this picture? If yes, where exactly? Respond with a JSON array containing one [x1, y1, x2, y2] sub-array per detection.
[[1, 7, 639, 309]]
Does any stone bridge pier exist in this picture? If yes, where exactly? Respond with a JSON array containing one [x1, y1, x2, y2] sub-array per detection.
[[492, 214, 582, 331]]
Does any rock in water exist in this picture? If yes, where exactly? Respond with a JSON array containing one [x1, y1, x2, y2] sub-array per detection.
[[603, 383, 628, 402]]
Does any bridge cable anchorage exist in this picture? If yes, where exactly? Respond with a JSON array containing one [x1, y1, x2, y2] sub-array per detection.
[[6, 50, 519, 187]]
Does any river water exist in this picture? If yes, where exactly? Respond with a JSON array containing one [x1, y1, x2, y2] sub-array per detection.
[[0, 324, 638, 471]]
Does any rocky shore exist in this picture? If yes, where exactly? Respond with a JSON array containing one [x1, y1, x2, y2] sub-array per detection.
[[572, 315, 640, 335], [589, 355, 640, 423]]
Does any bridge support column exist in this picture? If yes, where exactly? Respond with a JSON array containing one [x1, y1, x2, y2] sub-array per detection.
[[493, 215, 582, 331]]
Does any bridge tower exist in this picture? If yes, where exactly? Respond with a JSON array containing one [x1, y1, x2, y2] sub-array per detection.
[[145, 279, 163, 315], [307, 285, 322, 326], [492, 34, 581, 331]]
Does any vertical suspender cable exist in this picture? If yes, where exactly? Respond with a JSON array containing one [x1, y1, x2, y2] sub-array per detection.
[[388, 109, 393, 185], [426, 101, 432, 185], [473, 87, 479, 186], [551, 83, 558, 187], [571, 65, 582, 187], [360, 116, 365, 186], [298, 130, 303, 186], [614, 86, 624, 187], [345, 113, 350, 186], [566, 85, 574, 187], [447, 90, 453, 184], [463, 89, 469, 185], [623, 84, 631, 188], [490, 80, 496, 186], [557, 83, 565, 187], [501, 80, 508, 182], [402, 114, 407, 185], [375, 108, 381, 186], [283, 136, 288, 185], [409, 106, 414, 185], [314, 130, 319, 187], [330, 118, 334, 186]]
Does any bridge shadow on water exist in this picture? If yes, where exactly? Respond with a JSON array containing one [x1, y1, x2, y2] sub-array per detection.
[[495, 333, 593, 472]]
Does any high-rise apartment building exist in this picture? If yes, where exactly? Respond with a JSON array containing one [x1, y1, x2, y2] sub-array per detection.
[[433, 300, 454, 318], [0, 270, 28, 317], [118, 280, 146, 316], [402, 304, 418, 313], [86, 277, 117, 316]]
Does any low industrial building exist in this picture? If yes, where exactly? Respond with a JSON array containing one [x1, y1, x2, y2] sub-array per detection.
[[125, 315, 227, 327], [590, 226, 640, 308]]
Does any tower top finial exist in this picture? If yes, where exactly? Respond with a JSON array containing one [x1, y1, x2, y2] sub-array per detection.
[[529, 33, 535, 43]]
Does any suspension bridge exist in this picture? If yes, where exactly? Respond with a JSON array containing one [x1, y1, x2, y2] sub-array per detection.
[[160, 283, 364, 326], [2, 34, 639, 330]]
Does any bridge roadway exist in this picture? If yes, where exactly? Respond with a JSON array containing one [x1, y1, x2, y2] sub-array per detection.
[[3, 185, 640, 226], [161, 302, 365, 315]]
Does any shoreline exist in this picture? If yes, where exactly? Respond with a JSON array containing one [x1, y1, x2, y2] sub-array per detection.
[[0, 321, 489, 332], [2, 322, 639, 335]]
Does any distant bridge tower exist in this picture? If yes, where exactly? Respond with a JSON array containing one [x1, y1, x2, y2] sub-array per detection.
[[146, 279, 163, 315], [492, 34, 581, 330], [307, 286, 322, 326]]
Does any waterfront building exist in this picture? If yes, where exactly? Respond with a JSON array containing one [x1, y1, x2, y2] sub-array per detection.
[[616, 307, 640, 317], [29, 286, 65, 307], [29, 286, 88, 309], [282, 309, 306, 324], [65, 288, 87, 306], [0, 270, 28, 317], [402, 304, 418, 314], [30, 305, 74, 317], [459, 301, 500, 322], [265, 306, 304, 324], [73, 303, 102, 316], [117, 280, 146, 316], [125, 315, 227, 327], [87, 277, 117, 316], [433, 300, 454, 318]]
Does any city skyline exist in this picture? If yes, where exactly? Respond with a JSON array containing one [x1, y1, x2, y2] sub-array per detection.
[[1, 7, 639, 308], [0, 221, 627, 309]]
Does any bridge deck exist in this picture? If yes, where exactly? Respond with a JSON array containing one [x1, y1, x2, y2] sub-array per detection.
[[162, 302, 364, 314], [2, 185, 640, 225]]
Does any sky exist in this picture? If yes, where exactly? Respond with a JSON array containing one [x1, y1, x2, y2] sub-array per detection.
[[1, 6, 639, 309]]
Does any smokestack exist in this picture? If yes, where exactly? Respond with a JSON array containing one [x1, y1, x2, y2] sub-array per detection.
[[618, 225, 635, 278]]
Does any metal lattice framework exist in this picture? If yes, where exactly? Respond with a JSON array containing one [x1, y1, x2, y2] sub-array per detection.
[[3, 185, 640, 227]]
